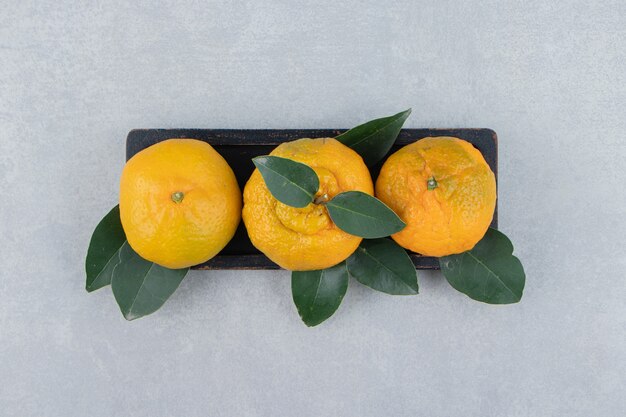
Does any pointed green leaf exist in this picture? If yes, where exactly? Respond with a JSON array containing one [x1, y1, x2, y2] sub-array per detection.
[[291, 262, 349, 327], [336, 109, 411, 166], [252, 155, 319, 208], [347, 238, 418, 295], [111, 243, 188, 321], [440, 228, 525, 304], [85, 205, 127, 292], [326, 191, 405, 238]]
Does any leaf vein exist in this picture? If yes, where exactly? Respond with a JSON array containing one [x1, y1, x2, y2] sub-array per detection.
[[466, 252, 518, 298], [127, 263, 158, 316], [361, 250, 414, 291], [264, 167, 313, 197], [89, 246, 122, 288]]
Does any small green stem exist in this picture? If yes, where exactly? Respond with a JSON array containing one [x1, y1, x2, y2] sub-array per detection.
[[171, 191, 185, 203], [427, 177, 438, 190], [313, 193, 329, 205]]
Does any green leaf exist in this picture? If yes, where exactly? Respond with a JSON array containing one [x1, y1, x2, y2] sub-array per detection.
[[347, 238, 418, 295], [291, 262, 349, 327], [326, 191, 406, 238], [111, 243, 188, 321], [85, 205, 127, 292], [252, 155, 319, 208], [440, 228, 525, 304], [336, 108, 411, 166]]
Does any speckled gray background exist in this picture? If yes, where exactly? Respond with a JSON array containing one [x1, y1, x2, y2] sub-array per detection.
[[1, 1, 624, 416]]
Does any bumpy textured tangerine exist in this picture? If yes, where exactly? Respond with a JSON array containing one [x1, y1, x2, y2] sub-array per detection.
[[243, 138, 373, 271], [375, 136, 496, 257]]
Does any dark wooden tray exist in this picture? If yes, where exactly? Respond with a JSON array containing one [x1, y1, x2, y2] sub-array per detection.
[[126, 128, 498, 270]]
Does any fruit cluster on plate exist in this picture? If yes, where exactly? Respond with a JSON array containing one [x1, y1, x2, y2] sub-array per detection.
[[86, 110, 525, 326]]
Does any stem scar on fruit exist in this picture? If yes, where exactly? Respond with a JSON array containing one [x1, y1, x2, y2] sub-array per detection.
[[427, 177, 438, 191], [171, 191, 185, 203], [313, 193, 329, 205]]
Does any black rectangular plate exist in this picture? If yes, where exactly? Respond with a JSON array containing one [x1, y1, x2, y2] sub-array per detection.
[[127, 128, 498, 270]]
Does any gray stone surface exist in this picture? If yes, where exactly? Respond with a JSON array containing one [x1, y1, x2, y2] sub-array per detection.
[[1, 1, 624, 416]]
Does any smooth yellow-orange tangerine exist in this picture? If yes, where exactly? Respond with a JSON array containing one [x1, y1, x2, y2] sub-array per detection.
[[119, 139, 241, 269]]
